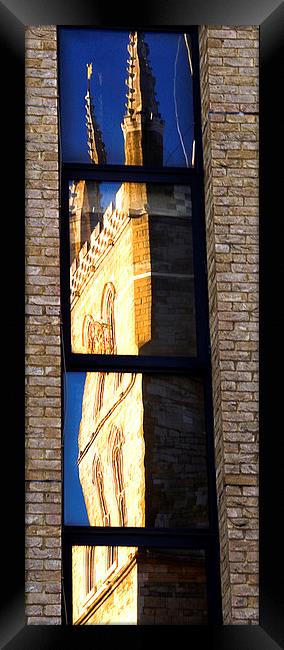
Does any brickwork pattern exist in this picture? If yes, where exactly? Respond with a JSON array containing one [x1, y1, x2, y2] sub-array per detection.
[[25, 26, 61, 625], [143, 375, 208, 528], [137, 551, 207, 625], [73, 547, 206, 625], [199, 26, 259, 624]]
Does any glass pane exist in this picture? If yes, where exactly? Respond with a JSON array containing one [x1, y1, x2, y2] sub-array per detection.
[[64, 373, 209, 528], [72, 546, 207, 624], [59, 29, 195, 167], [69, 181, 196, 356]]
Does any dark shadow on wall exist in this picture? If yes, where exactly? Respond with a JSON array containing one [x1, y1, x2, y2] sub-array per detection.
[[139, 184, 196, 357], [142, 373, 209, 530]]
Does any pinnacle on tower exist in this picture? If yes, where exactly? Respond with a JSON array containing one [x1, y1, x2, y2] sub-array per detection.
[[85, 63, 107, 164], [122, 32, 164, 166], [124, 32, 161, 120]]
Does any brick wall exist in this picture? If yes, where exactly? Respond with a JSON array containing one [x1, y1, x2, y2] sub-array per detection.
[[72, 547, 206, 625], [137, 550, 207, 625], [25, 26, 61, 624], [199, 26, 259, 624], [143, 375, 208, 528]]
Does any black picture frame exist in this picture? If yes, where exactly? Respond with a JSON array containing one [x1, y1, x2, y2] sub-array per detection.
[[2, 0, 283, 648]]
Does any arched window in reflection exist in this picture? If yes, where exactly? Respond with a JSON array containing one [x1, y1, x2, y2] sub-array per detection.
[[82, 314, 95, 353], [92, 456, 110, 526], [106, 545, 118, 572], [94, 372, 105, 418], [109, 425, 127, 526], [114, 372, 123, 391], [84, 546, 95, 595], [101, 282, 116, 354]]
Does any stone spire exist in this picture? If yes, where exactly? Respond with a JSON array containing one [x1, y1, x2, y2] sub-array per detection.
[[121, 32, 164, 166], [69, 179, 104, 263], [85, 63, 107, 164]]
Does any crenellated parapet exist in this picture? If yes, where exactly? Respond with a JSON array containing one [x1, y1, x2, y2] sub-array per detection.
[[70, 202, 130, 307]]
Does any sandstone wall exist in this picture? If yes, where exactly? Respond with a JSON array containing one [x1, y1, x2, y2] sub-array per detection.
[[71, 222, 138, 355], [72, 546, 138, 624], [78, 373, 145, 528]]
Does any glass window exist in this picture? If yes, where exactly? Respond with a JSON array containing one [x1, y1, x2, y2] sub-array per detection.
[[69, 181, 196, 356], [60, 29, 195, 168], [64, 372, 209, 529], [72, 546, 207, 625], [60, 26, 222, 627]]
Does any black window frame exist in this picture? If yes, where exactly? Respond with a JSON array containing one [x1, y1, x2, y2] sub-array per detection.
[[59, 24, 223, 626]]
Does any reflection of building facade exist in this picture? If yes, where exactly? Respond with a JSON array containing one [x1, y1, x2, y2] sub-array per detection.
[[71, 31, 208, 625], [70, 181, 196, 356], [72, 372, 209, 624], [73, 546, 207, 625]]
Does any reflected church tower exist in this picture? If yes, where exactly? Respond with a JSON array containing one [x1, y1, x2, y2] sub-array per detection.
[[69, 63, 107, 263], [121, 32, 164, 166], [85, 62, 107, 165]]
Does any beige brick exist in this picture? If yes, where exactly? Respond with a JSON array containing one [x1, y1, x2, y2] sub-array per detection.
[[25, 25, 61, 626], [199, 24, 258, 625]]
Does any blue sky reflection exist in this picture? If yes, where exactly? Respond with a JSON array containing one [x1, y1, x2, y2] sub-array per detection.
[[59, 28, 194, 166]]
